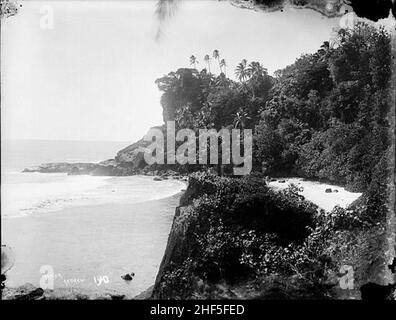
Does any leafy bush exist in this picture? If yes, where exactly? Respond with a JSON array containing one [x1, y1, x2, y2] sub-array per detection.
[[156, 173, 323, 298]]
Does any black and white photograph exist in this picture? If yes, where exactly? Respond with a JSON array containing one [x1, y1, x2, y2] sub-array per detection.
[[0, 0, 395, 307]]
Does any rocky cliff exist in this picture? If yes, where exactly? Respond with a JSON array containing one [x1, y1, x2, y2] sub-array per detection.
[[150, 173, 331, 299]]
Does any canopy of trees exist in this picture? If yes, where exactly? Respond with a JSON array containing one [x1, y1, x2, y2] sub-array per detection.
[[155, 23, 392, 195]]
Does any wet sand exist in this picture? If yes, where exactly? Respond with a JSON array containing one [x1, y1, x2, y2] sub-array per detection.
[[1, 193, 182, 298]]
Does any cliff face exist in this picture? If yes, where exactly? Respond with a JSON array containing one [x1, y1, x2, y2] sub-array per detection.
[[151, 173, 326, 299], [115, 125, 165, 169], [152, 172, 394, 300], [151, 205, 194, 298], [152, 180, 221, 299], [152, 177, 203, 298]]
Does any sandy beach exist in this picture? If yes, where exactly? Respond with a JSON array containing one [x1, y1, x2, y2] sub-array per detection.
[[268, 178, 362, 211], [1, 192, 182, 299]]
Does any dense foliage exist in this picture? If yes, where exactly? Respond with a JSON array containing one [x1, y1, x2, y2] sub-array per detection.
[[153, 22, 393, 299], [155, 170, 390, 299], [156, 172, 324, 298], [155, 23, 392, 194], [257, 23, 391, 191]]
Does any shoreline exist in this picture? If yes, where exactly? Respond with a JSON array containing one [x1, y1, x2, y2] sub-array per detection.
[[0, 173, 363, 300], [1, 173, 187, 220], [2, 191, 185, 300]]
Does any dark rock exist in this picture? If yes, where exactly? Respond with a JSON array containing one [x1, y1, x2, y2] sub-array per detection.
[[14, 287, 45, 300], [325, 188, 332, 193], [121, 274, 133, 281], [360, 282, 396, 300], [24, 162, 96, 175], [98, 159, 117, 166], [388, 258, 396, 274], [153, 177, 163, 181], [333, 189, 339, 193], [278, 180, 286, 183], [115, 127, 164, 169]]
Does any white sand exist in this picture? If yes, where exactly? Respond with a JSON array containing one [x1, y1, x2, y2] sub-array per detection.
[[268, 178, 362, 212]]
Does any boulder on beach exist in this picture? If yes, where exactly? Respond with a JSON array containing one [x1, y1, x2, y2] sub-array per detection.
[[153, 177, 163, 181], [278, 180, 286, 183], [2, 284, 45, 300], [121, 272, 135, 281], [121, 274, 133, 281], [325, 188, 332, 193], [333, 189, 339, 193]]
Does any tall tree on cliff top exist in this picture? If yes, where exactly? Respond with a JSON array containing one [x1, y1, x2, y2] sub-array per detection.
[[233, 107, 251, 130], [220, 59, 227, 76], [213, 49, 221, 73], [204, 54, 211, 73], [235, 59, 249, 82], [190, 55, 198, 69]]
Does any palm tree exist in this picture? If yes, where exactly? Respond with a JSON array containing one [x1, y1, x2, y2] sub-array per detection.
[[214, 73, 230, 88], [189, 55, 198, 69], [247, 61, 265, 78], [204, 54, 211, 73], [213, 49, 221, 73], [233, 107, 251, 130], [317, 41, 331, 61], [235, 59, 249, 82], [155, 0, 180, 40], [219, 59, 227, 76], [246, 61, 267, 98]]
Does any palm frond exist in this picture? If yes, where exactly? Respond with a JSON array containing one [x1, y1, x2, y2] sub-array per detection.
[[155, 0, 181, 41]]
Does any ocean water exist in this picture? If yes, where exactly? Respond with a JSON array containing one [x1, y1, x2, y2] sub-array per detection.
[[1, 140, 186, 297]]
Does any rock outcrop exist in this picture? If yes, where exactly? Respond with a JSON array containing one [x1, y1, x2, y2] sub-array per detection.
[[22, 161, 126, 176], [22, 126, 169, 177], [115, 139, 150, 169]]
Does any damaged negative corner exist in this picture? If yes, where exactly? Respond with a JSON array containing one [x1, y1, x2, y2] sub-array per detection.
[[0, 0, 21, 20]]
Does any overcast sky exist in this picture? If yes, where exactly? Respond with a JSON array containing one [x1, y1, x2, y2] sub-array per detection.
[[1, 0, 340, 142]]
